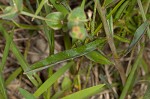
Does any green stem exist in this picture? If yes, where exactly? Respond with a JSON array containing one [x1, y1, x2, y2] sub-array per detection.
[[20, 11, 57, 22], [95, 0, 126, 84]]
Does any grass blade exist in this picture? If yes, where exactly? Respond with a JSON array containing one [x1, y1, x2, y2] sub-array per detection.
[[25, 39, 106, 74], [19, 88, 36, 99], [125, 21, 149, 55], [5, 67, 22, 86], [0, 74, 8, 99], [33, 61, 74, 97], [114, 0, 129, 20], [0, 33, 13, 71], [0, 33, 13, 99], [0, 24, 40, 87], [94, 0, 126, 35], [32, 0, 48, 21], [49, 0, 69, 15], [119, 45, 144, 99], [62, 84, 105, 99], [14, 0, 23, 11], [81, 0, 86, 9], [85, 51, 112, 65], [137, 0, 150, 38], [100, 74, 118, 99]]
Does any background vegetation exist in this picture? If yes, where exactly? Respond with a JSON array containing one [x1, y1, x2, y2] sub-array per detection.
[[0, 0, 149, 99]]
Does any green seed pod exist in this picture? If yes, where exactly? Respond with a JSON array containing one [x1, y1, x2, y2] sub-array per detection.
[[67, 7, 87, 29], [45, 12, 64, 30]]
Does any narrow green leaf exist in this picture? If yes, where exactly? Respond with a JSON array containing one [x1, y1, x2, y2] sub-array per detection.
[[0, 32, 13, 71], [49, 0, 69, 16], [32, 0, 48, 20], [34, 61, 74, 97], [55, 0, 71, 12], [62, 84, 105, 99], [51, 90, 64, 99], [81, 0, 86, 9], [0, 33, 13, 99], [137, 0, 150, 39], [5, 67, 22, 86], [114, 35, 130, 43], [104, 0, 113, 7], [25, 39, 106, 74], [120, 45, 144, 99], [0, 24, 40, 87], [61, 77, 72, 91], [114, 0, 129, 20], [19, 88, 36, 99], [0, 73, 8, 99], [94, 0, 126, 35], [14, 0, 23, 11], [85, 51, 112, 65], [125, 21, 149, 55]]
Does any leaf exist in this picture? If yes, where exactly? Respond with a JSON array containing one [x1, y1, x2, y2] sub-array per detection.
[[0, 33, 13, 99], [14, 0, 23, 11], [5, 67, 22, 86], [51, 90, 64, 99], [49, 0, 69, 16], [114, 35, 130, 43], [125, 21, 149, 55], [25, 38, 106, 74], [2, 6, 18, 20], [45, 12, 64, 30], [0, 74, 7, 99], [114, 1, 129, 20], [19, 88, 36, 99], [120, 46, 144, 99], [61, 77, 72, 91], [100, 74, 118, 98], [85, 51, 112, 65], [33, 61, 74, 97], [32, 0, 48, 20], [104, 0, 113, 7], [0, 24, 40, 87], [0, 32, 13, 71], [62, 84, 105, 99], [67, 7, 86, 29]]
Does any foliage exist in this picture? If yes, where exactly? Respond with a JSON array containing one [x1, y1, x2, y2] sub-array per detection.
[[0, 0, 149, 99]]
